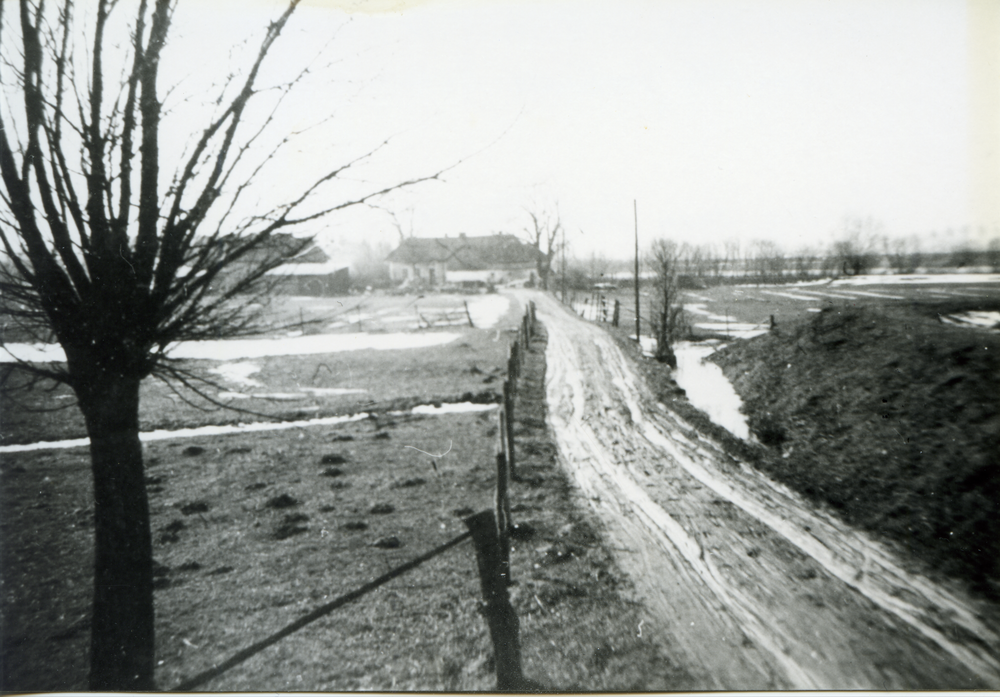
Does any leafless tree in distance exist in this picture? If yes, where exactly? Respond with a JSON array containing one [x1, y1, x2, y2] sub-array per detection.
[[833, 216, 884, 276], [648, 238, 687, 367], [523, 206, 562, 290], [0, 0, 454, 689]]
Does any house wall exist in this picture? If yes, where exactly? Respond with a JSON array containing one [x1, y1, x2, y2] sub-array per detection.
[[389, 261, 447, 284], [388, 261, 412, 282], [447, 267, 536, 285], [271, 268, 350, 296]]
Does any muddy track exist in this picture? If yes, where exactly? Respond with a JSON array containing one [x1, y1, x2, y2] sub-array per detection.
[[522, 290, 1000, 690]]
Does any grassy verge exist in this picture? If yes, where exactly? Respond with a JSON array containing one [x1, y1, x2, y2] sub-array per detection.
[[1, 315, 692, 691], [708, 302, 1000, 597]]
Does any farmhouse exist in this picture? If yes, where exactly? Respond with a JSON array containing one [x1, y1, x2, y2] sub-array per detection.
[[386, 233, 541, 287]]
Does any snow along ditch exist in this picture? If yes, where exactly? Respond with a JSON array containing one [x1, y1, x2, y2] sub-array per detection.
[[632, 334, 754, 442], [673, 341, 753, 441], [0, 402, 498, 454]]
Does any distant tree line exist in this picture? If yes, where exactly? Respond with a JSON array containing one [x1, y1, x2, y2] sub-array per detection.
[[559, 220, 1000, 291]]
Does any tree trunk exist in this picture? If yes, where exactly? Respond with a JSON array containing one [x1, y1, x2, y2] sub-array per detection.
[[77, 375, 156, 691]]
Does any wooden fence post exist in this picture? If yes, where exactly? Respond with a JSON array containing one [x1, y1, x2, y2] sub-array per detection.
[[502, 379, 516, 480], [495, 428, 512, 585], [612, 299, 621, 327], [464, 510, 524, 691], [464, 300, 475, 328]]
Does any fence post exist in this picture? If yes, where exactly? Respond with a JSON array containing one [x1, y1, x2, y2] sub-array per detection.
[[464, 300, 475, 328], [502, 379, 516, 481], [495, 421, 512, 585], [613, 299, 621, 327], [464, 510, 524, 691]]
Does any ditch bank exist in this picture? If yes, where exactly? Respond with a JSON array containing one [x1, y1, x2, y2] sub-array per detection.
[[708, 304, 1000, 597]]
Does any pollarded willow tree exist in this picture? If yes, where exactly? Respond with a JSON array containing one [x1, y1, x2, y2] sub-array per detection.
[[0, 0, 449, 689]]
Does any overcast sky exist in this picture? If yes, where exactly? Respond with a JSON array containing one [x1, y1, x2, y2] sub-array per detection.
[[164, 0, 998, 259]]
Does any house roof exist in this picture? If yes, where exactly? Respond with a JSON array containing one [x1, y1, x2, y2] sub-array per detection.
[[265, 262, 348, 277], [201, 233, 328, 266], [386, 234, 540, 270]]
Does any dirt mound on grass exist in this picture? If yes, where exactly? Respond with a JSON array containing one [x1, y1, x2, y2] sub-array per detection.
[[711, 304, 1000, 595]]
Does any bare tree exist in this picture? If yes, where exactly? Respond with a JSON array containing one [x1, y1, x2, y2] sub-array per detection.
[[833, 216, 884, 276], [522, 207, 562, 290], [883, 234, 921, 274], [0, 0, 450, 689], [648, 238, 687, 367], [723, 237, 741, 279], [792, 246, 816, 280], [748, 239, 786, 284]]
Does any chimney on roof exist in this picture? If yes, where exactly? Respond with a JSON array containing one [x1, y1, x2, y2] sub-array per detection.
[[459, 232, 466, 238]]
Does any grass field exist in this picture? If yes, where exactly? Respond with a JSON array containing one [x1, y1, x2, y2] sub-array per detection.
[[1, 292, 691, 691], [584, 274, 1000, 343], [0, 294, 516, 446]]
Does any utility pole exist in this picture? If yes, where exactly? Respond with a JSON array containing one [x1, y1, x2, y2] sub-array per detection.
[[634, 200, 640, 342]]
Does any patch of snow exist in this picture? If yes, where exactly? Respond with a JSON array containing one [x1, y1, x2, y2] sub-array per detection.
[[340, 312, 380, 323], [829, 288, 905, 300], [630, 335, 658, 357], [210, 361, 263, 387], [693, 322, 769, 339], [466, 294, 510, 329], [300, 387, 368, 396], [760, 290, 826, 302], [685, 304, 717, 317], [685, 304, 763, 334], [673, 342, 752, 440], [0, 412, 371, 453], [405, 402, 498, 415], [793, 290, 859, 300], [218, 392, 306, 401], [795, 273, 1000, 287], [0, 332, 461, 364], [0, 343, 65, 363], [0, 399, 495, 453], [807, 308, 823, 313], [939, 311, 1000, 331]]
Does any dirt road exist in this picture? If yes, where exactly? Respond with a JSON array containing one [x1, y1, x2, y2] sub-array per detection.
[[524, 290, 1000, 690]]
